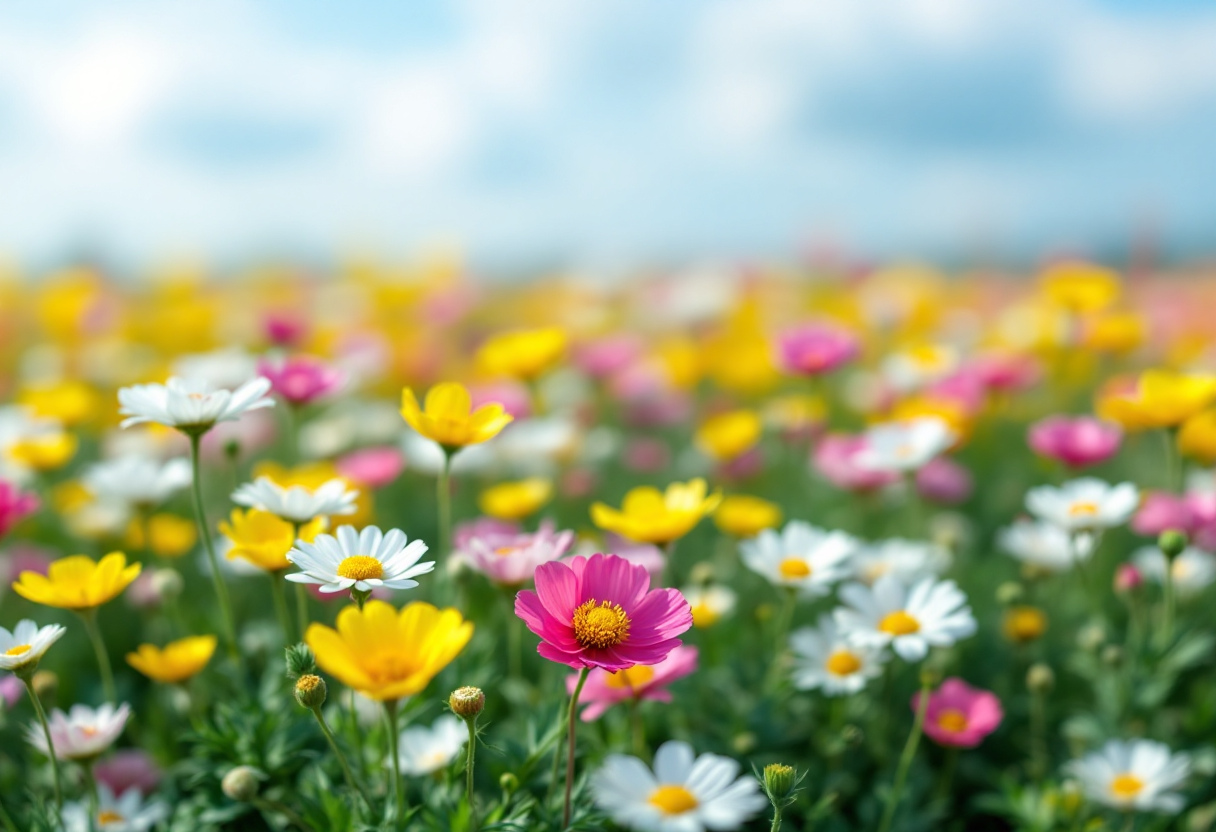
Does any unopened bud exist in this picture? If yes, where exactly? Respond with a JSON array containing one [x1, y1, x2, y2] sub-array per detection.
[[449, 686, 485, 719], [223, 439, 242, 462], [1077, 624, 1105, 652], [995, 582, 1024, 606], [841, 724, 864, 746], [762, 763, 796, 801], [31, 670, 58, 701], [919, 667, 942, 688], [1026, 663, 1055, 693], [688, 562, 716, 585], [499, 772, 519, 794], [294, 674, 327, 709], [221, 766, 264, 802], [1158, 530, 1187, 560], [1114, 564, 1143, 595]]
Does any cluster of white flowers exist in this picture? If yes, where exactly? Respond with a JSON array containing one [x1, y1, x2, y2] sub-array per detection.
[[1000, 477, 1139, 570]]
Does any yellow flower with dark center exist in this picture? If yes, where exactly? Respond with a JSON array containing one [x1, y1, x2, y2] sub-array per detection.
[[400, 382, 514, 451], [477, 327, 567, 381], [1097, 370, 1216, 431], [8, 432, 78, 472], [1003, 606, 1048, 643], [127, 514, 198, 559], [478, 477, 553, 520], [305, 600, 473, 701], [126, 635, 217, 683], [713, 495, 782, 538], [1179, 410, 1216, 465], [18, 380, 100, 427], [12, 552, 140, 610], [219, 508, 324, 572], [591, 478, 722, 545], [1038, 261, 1120, 313], [695, 410, 762, 462]]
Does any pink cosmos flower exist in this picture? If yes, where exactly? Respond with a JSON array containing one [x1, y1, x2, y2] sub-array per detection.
[[263, 312, 307, 347], [337, 446, 405, 489], [572, 535, 666, 578], [1027, 416, 1122, 468], [94, 749, 161, 796], [926, 373, 986, 415], [515, 553, 692, 671], [575, 335, 644, 379], [258, 355, 345, 406], [469, 381, 532, 420], [912, 677, 1003, 749], [916, 457, 973, 505], [457, 520, 576, 587], [566, 645, 698, 721], [776, 323, 859, 376], [455, 517, 519, 550], [0, 480, 39, 539], [813, 433, 899, 493], [1133, 492, 1193, 537], [966, 352, 1041, 394]]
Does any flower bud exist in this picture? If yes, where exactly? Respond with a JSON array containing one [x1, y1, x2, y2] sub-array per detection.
[[995, 582, 1023, 606], [294, 674, 327, 709], [841, 724, 864, 746], [449, 686, 485, 719], [221, 766, 264, 802], [732, 732, 757, 755], [1114, 564, 1143, 595], [762, 763, 796, 801], [499, 772, 519, 794], [1077, 624, 1105, 652], [223, 439, 242, 462], [1026, 663, 1054, 693], [1158, 529, 1188, 560], [688, 562, 716, 585], [1003, 606, 1048, 643]]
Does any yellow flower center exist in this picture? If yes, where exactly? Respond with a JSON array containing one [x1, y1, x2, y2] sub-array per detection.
[[1110, 773, 1145, 799], [936, 708, 968, 733], [778, 558, 811, 579], [648, 784, 699, 815], [1068, 501, 1099, 517], [98, 811, 124, 824], [691, 601, 719, 628], [81, 726, 99, 737], [605, 665, 655, 690], [4, 644, 31, 656], [825, 650, 862, 676], [878, 610, 920, 636], [337, 556, 384, 581], [493, 546, 517, 557], [572, 599, 631, 649]]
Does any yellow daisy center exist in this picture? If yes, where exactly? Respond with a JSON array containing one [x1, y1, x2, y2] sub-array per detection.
[[648, 784, 699, 815], [825, 649, 862, 676], [493, 546, 517, 557], [936, 708, 968, 732], [879, 610, 920, 636], [98, 811, 124, 824], [778, 557, 811, 579], [1068, 501, 1099, 517], [1110, 773, 1145, 799], [337, 556, 384, 581], [605, 665, 655, 690], [572, 599, 631, 649], [691, 601, 719, 628], [4, 644, 31, 656]]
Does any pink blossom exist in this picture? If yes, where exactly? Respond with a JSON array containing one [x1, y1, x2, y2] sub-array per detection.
[[0, 674, 20, 709], [1114, 563, 1144, 594], [912, 677, 1003, 749], [623, 438, 671, 473], [337, 446, 405, 489], [1027, 416, 1122, 468], [457, 520, 576, 587], [455, 517, 519, 550], [94, 749, 161, 796], [197, 408, 277, 462], [927, 373, 986, 415], [258, 355, 345, 406], [718, 447, 764, 482], [621, 392, 694, 428], [561, 468, 598, 499], [515, 553, 692, 671], [813, 433, 899, 493], [916, 456, 973, 505], [469, 382, 532, 420], [0, 480, 39, 539], [572, 535, 666, 579], [1132, 492, 1193, 537], [566, 645, 698, 721], [575, 335, 644, 379], [263, 312, 307, 347], [965, 352, 1042, 394], [776, 323, 860, 376], [1, 543, 53, 584]]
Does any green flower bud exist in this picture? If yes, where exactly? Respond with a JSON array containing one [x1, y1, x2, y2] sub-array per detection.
[[499, 772, 519, 794], [294, 674, 327, 709], [1026, 663, 1055, 693], [449, 686, 485, 719], [995, 581, 1024, 605], [221, 766, 264, 802], [762, 764, 796, 800], [1158, 529, 1188, 560]]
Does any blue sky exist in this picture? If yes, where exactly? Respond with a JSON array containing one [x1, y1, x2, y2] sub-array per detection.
[[1, 0, 1216, 271]]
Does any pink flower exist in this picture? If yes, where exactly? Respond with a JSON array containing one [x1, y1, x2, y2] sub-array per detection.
[[813, 434, 899, 493], [566, 645, 698, 721], [718, 447, 764, 482], [776, 323, 859, 376], [0, 480, 39, 539], [915, 457, 973, 505], [1132, 492, 1192, 537], [912, 677, 1003, 749], [623, 438, 671, 473], [457, 520, 576, 587], [926, 373, 986, 415], [1114, 563, 1144, 594], [94, 749, 161, 796], [263, 312, 307, 347], [469, 382, 532, 420], [515, 553, 692, 671], [258, 355, 345, 406], [572, 535, 666, 579], [337, 446, 405, 489], [1027, 416, 1122, 468], [0, 674, 20, 709], [0, 543, 53, 584], [575, 335, 644, 379], [455, 517, 519, 550], [966, 352, 1041, 393]]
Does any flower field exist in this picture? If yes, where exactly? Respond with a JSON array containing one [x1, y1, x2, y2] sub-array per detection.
[[1, 260, 1215, 831]]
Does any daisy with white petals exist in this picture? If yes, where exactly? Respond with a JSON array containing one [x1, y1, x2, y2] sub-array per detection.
[[1025, 478, 1139, 532], [790, 615, 887, 696], [62, 784, 168, 832], [1131, 546, 1216, 599], [1067, 739, 1190, 814], [998, 518, 1088, 572], [83, 455, 192, 510], [852, 538, 950, 585], [834, 574, 976, 662], [233, 477, 359, 524], [592, 740, 767, 832], [855, 417, 956, 473], [118, 376, 274, 433], [740, 521, 858, 597], [26, 702, 130, 760], [287, 524, 434, 595], [0, 619, 66, 674], [394, 715, 468, 776]]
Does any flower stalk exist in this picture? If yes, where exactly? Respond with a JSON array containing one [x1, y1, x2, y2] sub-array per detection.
[[877, 675, 932, 832], [188, 432, 241, 666]]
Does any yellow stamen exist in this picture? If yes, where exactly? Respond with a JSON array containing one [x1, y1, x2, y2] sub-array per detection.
[[648, 784, 699, 815], [337, 556, 384, 581], [1110, 773, 1144, 799], [778, 558, 811, 579], [878, 610, 920, 636], [825, 650, 862, 676], [936, 708, 968, 733], [98, 811, 124, 824], [691, 601, 719, 628], [1068, 501, 1099, 517], [572, 599, 631, 649], [493, 546, 517, 557], [4, 644, 31, 657], [605, 665, 655, 690]]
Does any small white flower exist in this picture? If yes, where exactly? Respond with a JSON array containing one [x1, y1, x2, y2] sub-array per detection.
[[1066, 739, 1190, 813], [83, 455, 192, 508], [0, 619, 66, 673], [852, 538, 950, 585], [1025, 478, 1139, 532], [62, 784, 168, 832], [1131, 546, 1216, 598], [395, 715, 468, 775], [232, 477, 358, 524], [286, 524, 434, 594], [118, 376, 274, 432], [855, 417, 956, 473], [834, 574, 976, 662], [998, 518, 1088, 572], [681, 585, 737, 628], [592, 740, 767, 832], [740, 521, 858, 597], [27, 702, 130, 760], [790, 615, 887, 696]]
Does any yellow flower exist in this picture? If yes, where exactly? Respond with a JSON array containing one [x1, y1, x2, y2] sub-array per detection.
[[253, 461, 373, 526], [478, 477, 553, 520], [219, 508, 324, 572], [1083, 312, 1145, 356], [762, 394, 825, 435], [305, 600, 473, 701], [18, 380, 100, 427], [1038, 261, 1120, 314], [477, 327, 567, 380], [1097, 370, 1216, 431], [8, 432, 78, 472], [11, 552, 140, 610], [694, 410, 762, 462], [1178, 410, 1216, 465], [126, 635, 217, 683], [591, 479, 722, 545], [1003, 606, 1048, 643], [127, 514, 199, 559], [400, 382, 514, 451], [713, 495, 782, 538], [889, 396, 971, 444]]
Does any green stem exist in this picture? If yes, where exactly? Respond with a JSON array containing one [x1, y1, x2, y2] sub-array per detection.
[[187, 432, 241, 666], [295, 583, 310, 640], [877, 678, 931, 832], [0, 792, 19, 832], [310, 706, 375, 814], [628, 698, 646, 757], [1160, 429, 1180, 493], [464, 716, 478, 831], [254, 796, 315, 832], [384, 700, 404, 829], [270, 573, 294, 644], [1029, 688, 1048, 781], [83, 762, 99, 824], [1161, 557, 1176, 649], [764, 588, 798, 692], [437, 453, 453, 561], [563, 668, 590, 828], [79, 609, 115, 704], [22, 676, 63, 808], [934, 746, 959, 803], [770, 803, 784, 832]]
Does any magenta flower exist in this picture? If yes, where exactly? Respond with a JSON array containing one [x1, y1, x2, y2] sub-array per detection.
[[0, 675, 20, 710], [966, 352, 1041, 393], [263, 312, 307, 347], [813, 433, 899, 493], [572, 535, 666, 578], [776, 323, 860, 376], [1114, 563, 1144, 594], [916, 456, 973, 505], [623, 437, 671, 473], [457, 520, 576, 587], [912, 677, 1003, 749], [566, 645, 698, 721], [258, 355, 345, 406], [1027, 416, 1122, 468], [337, 446, 405, 489], [1133, 492, 1193, 537], [0, 480, 39, 539], [94, 749, 161, 796], [515, 553, 692, 671]]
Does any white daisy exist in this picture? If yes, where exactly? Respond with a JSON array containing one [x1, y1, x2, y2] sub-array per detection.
[[1131, 546, 1216, 599], [286, 524, 435, 594], [740, 521, 858, 597], [172, 347, 259, 390], [1025, 478, 1139, 532], [1066, 739, 1190, 813], [834, 574, 976, 662], [681, 585, 737, 629], [998, 518, 1089, 572], [592, 740, 767, 832], [855, 417, 956, 473], [26, 702, 130, 760], [62, 784, 168, 832], [789, 615, 887, 696], [395, 715, 468, 776], [0, 619, 67, 674], [83, 455, 192, 509], [232, 477, 359, 524], [118, 376, 274, 432], [852, 538, 950, 585]]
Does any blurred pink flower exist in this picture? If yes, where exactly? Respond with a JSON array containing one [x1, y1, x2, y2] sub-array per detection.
[[263, 312, 307, 347], [916, 456, 973, 505], [258, 355, 345, 406], [457, 520, 575, 587], [1027, 416, 1122, 468], [966, 352, 1042, 393], [927, 373, 986, 414], [94, 749, 161, 796], [197, 408, 277, 463], [813, 433, 899, 493], [623, 438, 671, 473], [469, 381, 532, 420], [0, 480, 39, 539], [575, 335, 644, 379], [621, 392, 693, 429], [561, 468, 598, 500], [912, 677, 1003, 748], [1114, 563, 1144, 594], [125, 570, 164, 610], [776, 323, 859, 376], [566, 644, 698, 721], [572, 535, 666, 579], [1132, 492, 1193, 537], [337, 446, 405, 489], [1, 543, 53, 584], [0, 674, 20, 709], [455, 517, 519, 550], [718, 447, 764, 482]]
